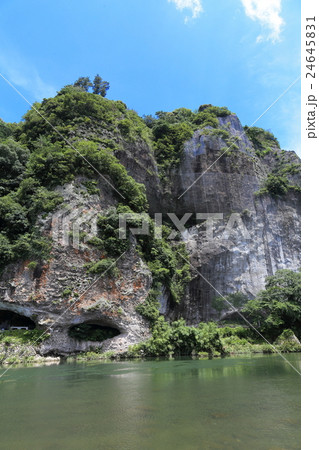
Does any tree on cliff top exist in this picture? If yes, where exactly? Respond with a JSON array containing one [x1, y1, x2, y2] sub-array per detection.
[[73, 76, 93, 92], [73, 74, 110, 97], [93, 74, 110, 97]]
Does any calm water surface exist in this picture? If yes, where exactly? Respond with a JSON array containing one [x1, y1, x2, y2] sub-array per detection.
[[0, 354, 300, 450]]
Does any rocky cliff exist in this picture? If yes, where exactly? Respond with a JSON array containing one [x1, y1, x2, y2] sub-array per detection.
[[0, 92, 300, 356], [162, 116, 300, 323]]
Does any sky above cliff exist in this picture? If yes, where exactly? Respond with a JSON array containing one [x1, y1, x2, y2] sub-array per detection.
[[0, 0, 300, 154]]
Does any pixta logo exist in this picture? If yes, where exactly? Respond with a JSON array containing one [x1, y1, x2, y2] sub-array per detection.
[[118, 212, 251, 241], [51, 208, 98, 249]]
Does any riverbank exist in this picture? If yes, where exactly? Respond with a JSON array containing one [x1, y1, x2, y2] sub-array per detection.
[[0, 328, 301, 366], [0, 330, 59, 366], [64, 337, 301, 363]]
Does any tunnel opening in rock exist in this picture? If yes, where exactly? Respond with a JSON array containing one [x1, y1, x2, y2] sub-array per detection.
[[68, 323, 121, 341], [0, 310, 36, 330]]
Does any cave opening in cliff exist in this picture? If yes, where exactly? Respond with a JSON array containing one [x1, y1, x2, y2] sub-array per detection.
[[0, 310, 36, 330], [68, 323, 121, 341]]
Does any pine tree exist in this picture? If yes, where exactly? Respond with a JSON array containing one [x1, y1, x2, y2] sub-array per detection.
[[73, 76, 92, 92], [93, 74, 110, 97]]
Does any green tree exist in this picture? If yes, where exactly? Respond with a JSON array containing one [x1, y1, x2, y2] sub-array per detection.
[[153, 121, 193, 178], [16, 177, 63, 221], [243, 269, 301, 339], [73, 76, 93, 92], [93, 74, 110, 97], [128, 317, 225, 357], [0, 119, 14, 140], [0, 139, 30, 195], [264, 173, 289, 196], [244, 126, 280, 150], [170, 319, 197, 355], [0, 195, 29, 238], [195, 322, 224, 354], [0, 233, 13, 263], [26, 141, 77, 187]]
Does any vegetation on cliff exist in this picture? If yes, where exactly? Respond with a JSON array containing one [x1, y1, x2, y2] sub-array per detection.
[[256, 169, 301, 197], [143, 104, 232, 180], [0, 83, 301, 362], [0, 85, 195, 320], [127, 269, 301, 358], [0, 265, 301, 363], [244, 126, 280, 155], [0, 87, 152, 271], [0, 329, 50, 365], [91, 203, 191, 310], [243, 269, 301, 340], [216, 270, 301, 340], [17, 85, 152, 148], [245, 127, 301, 197]]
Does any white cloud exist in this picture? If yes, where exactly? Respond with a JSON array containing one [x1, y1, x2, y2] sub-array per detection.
[[240, 0, 284, 43], [168, 0, 203, 22], [0, 50, 56, 101]]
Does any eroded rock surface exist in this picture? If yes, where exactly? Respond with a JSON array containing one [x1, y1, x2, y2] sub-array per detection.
[[163, 115, 300, 322], [0, 181, 151, 355], [0, 113, 301, 352]]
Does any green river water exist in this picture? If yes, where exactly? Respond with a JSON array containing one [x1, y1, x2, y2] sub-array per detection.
[[0, 354, 300, 450]]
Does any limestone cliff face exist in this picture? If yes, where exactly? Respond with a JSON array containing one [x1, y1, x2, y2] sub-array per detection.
[[160, 115, 300, 322], [0, 111, 301, 353], [166, 116, 299, 213], [0, 180, 151, 355], [163, 190, 301, 323]]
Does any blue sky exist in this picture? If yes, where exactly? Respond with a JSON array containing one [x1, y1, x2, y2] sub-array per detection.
[[0, 0, 301, 154]]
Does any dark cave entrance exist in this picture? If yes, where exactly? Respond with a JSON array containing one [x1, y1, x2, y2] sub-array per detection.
[[0, 310, 36, 330], [68, 323, 121, 341]]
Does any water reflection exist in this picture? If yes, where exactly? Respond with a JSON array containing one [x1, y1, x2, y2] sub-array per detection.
[[0, 355, 300, 450]]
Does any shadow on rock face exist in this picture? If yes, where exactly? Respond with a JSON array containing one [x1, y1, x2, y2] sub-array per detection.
[[0, 309, 36, 330], [68, 322, 121, 342]]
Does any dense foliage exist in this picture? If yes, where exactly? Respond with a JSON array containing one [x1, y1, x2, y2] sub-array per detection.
[[243, 269, 301, 339], [27, 140, 148, 211], [17, 86, 151, 148], [244, 127, 301, 197], [244, 126, 280, 155], [0, 329, 49, 344], [0, 119, 16, 140], [92, 204, 191, 314], [0, 175, 62, 271], [0, 87, 154, 270], [127, 317, 224, 357], [256, 163, 301, 197], [126, 314, 300, 358], [143, 104, 232, 179], [259, 173, 290, 196], [0, 125, 64, 271], [0, 139, 30, 195]]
